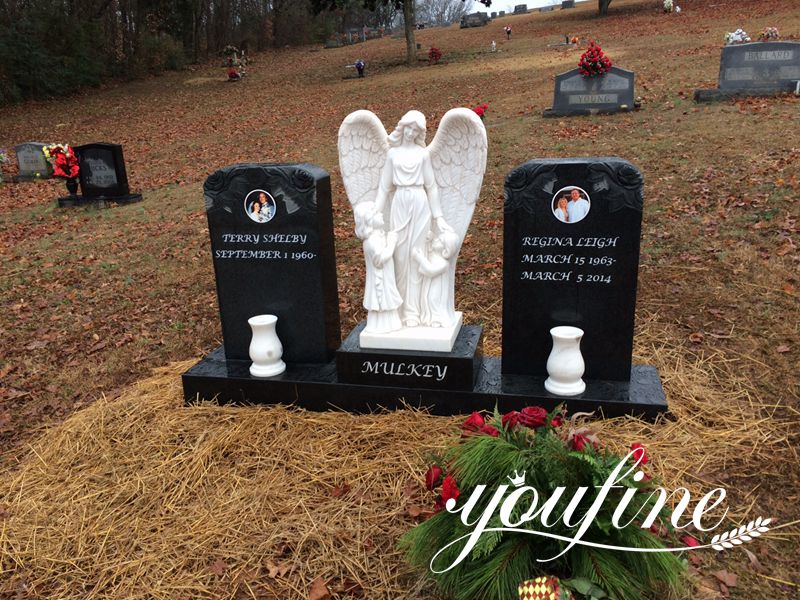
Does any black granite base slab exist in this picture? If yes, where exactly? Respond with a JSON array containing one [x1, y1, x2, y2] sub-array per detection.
[[336, 322, 483, 391], [694, 87, 798, 102], [58, 193, 143, 207], [182, 346, 668, 420]]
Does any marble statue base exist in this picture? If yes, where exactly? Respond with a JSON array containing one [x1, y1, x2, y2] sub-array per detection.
[[359, 312, 463, 352]]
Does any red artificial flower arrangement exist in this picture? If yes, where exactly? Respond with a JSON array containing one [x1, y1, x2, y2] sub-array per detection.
[[43, 144, 80, 179], [578, 40, 612, 78], [428, 47, 443, 64], [472, 103, 488, 120]]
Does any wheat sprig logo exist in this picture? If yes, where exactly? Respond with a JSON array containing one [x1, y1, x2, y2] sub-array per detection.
[[711, 517, 772, 551]]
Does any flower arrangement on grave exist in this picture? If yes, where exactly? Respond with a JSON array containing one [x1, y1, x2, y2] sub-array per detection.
[[429, 46, 443, 64], [578, 41, 612, 78], [758, 27, 779, 41], [473, 103, 489, 120], [222, 44, 239, 57], [43, 144, 79, 179], [400, 406, 686, 600], [663, 0, 673, 13], [43, 143, 80, 196], [724, 29, 751, 44]]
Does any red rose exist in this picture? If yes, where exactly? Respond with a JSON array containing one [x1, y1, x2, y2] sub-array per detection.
[[425, 465, 443, 491], [501, 411, 521, 430], [518, 406, 548, 428], [630, 443, 649, 465], [681, 535, 700, 548], [441, 474, 460, 505], [480, 424, 499, 437], [550, 415, 563, 428], [571, 432, 595, 451], [433, 497, 445, 513], [463, 411, 485, 431]]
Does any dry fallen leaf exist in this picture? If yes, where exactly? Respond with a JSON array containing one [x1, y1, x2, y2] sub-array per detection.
[[308, 575, 331, 600], [208, 558, 228, 577], [712, 569, 738, 588], [689, 332, 704, 344]]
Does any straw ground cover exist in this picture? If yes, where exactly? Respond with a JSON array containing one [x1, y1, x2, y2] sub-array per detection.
[[0, 317, 794, 598], [0, 0, 798, 596]]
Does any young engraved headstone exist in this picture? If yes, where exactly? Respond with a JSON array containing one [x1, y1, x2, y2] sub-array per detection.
[[695, 41, 800, 101], [502, 157, 645, 382], [545, 67, 635, 117], [14, 143, 53, 180], [203, 163, 340, 364]]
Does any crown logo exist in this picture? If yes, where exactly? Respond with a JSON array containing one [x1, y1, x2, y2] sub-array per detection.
[[507, 470, 526, 487]]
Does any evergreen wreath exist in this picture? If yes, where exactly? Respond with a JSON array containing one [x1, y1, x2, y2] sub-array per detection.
[[400, 406, 687, 600]]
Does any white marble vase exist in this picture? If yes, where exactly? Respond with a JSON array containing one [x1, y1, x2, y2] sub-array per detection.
[[248, 315, 286, 378], [544, 326, 586, 396]]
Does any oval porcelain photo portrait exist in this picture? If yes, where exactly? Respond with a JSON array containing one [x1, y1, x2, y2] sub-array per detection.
[[244, 189, 277, 224], [552, 186, 591, 224]]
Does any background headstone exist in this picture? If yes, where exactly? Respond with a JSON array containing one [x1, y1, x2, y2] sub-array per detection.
[[513, 4, 527, 14], [718, 41, 800, 92], [547, 67, 635, 116], [562, 0, 576, 8], [502, 157, 644, 382], [205, 163, 340, 364], [539, 6, 555, 12], [14, 143, 52, 179], [75, 143, 132, 198]]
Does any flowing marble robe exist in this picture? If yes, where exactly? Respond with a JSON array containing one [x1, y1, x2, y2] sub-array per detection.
[[379, 146, 442, 325]]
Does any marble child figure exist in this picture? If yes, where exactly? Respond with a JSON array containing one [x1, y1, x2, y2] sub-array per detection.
[[338, 107, 487, 351], [354, 202, 403, 334], [413, 230, 460, 328]]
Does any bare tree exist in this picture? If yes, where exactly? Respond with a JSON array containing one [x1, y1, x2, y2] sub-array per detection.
[[416, 0, 474, 27]]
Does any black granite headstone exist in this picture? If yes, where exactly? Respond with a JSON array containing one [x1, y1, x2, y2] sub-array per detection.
[[546, 67, 635, 117], [205, 163, 340, 364], [562, 0, 575, 8], [14, 142, 52, 180], [513, 4, 527, 14], [502, 158, 644, 382], [74, 143, 142, 203]]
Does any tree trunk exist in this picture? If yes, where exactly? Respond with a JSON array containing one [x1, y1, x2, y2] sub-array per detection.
[[403, 1, 416, 66], [598, 0, 612, 15]]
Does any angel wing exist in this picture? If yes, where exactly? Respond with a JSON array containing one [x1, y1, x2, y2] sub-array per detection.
[[337, 110, 389, 209], [428, 108, 488, 246]]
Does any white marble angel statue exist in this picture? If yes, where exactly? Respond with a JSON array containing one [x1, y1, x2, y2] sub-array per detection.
[[338, 108, 487, 352]]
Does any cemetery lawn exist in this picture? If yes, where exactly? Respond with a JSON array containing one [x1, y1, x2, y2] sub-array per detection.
[[1, 0, 798, 597]]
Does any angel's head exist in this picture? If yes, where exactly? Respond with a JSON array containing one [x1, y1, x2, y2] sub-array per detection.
[[388, 110, 426, 148]]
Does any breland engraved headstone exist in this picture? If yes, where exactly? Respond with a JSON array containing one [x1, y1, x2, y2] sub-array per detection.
[[696, 41, 800, 100], [204, 163, 340, 364], [502, 157, 644, 382], [546, 67, 635, 117], [14, 143, 52, 179]]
